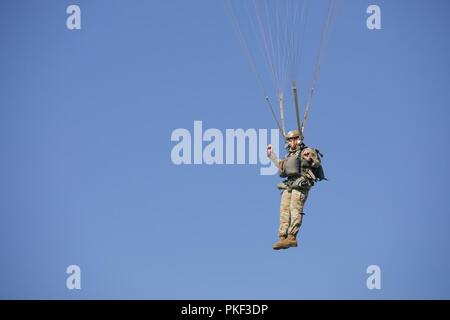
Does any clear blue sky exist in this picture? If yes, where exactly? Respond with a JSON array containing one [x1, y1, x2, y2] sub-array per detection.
[[1, 0, 449, 299]]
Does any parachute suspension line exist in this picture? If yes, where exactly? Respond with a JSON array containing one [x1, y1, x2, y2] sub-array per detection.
[[224, 0, 266, 97], [301, 0, 338, 136], [268, 1, 285, 93], [281, 1, 291, 93], [292, 80, 302, 139], [253, 0, 278, 91], [281, 0, 293, 92], [286, 0, 297, 82], [224, 0, 283, 134], [266, 96, 284, 137], [253, 1, 299, 94], [278, 93, 286, 137], [274, 0, 306, 93], [246, 1, 309, 94], [291, 0, 309, 82], [284, 1, 293, 83], [225, 1, 338, 138], [301, 87, 315, 135], [274, 1, 283, 93]]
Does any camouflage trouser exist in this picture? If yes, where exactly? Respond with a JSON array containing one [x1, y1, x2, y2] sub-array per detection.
[[278, 189, 308, 237]]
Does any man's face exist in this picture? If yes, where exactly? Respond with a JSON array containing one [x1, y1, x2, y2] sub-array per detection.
[[287, 137, 298, 149]]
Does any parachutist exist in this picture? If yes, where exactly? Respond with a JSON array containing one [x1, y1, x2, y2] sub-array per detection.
[[267, 130, 326, 250], [226, 1, 333, 248]]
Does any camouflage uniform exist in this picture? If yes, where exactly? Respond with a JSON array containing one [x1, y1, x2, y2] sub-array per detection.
[[269, 134, 322, 250], [278, 187, 308, 239]]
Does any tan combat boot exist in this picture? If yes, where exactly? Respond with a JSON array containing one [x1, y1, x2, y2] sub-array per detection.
[[272, 236, 289, 250], [286, 234, 298, 247]]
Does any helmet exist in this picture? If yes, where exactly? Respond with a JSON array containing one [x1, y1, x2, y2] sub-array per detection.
[[286, 130, 300, 140]]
